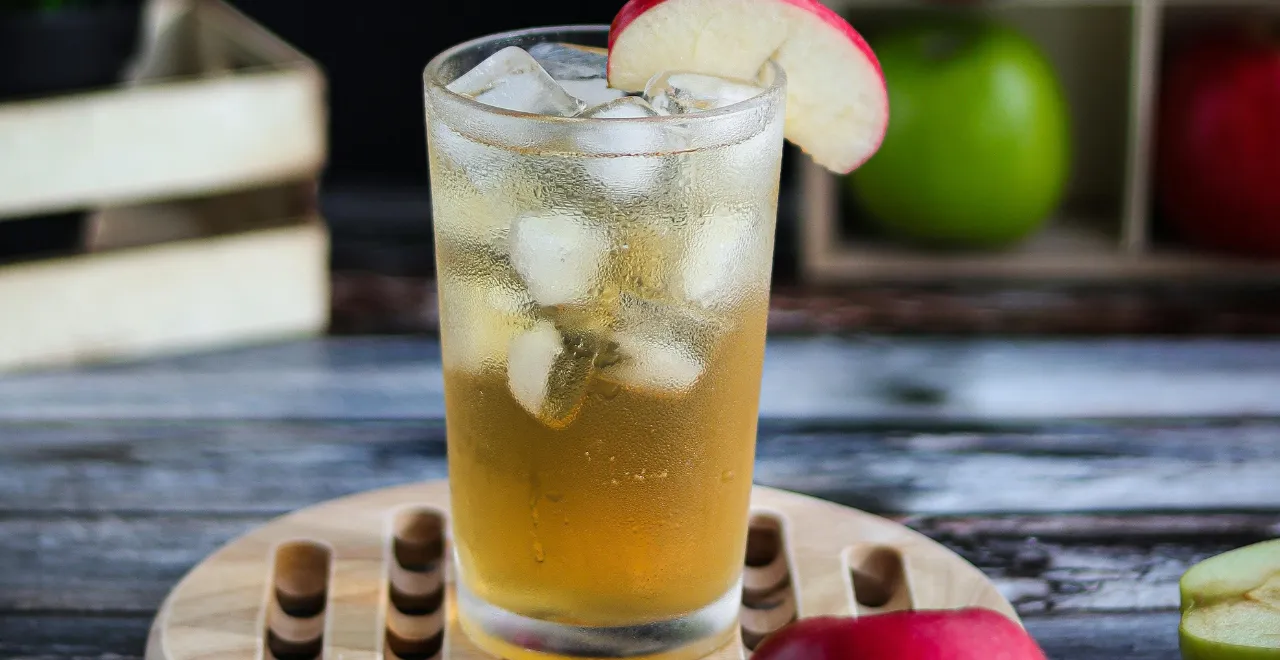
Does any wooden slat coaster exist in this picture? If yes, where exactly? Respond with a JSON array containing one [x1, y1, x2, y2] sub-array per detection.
[[145, 481, 1016, 660]]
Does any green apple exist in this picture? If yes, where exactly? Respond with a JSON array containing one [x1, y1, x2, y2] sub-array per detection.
[[847, 18, 1071, 249], [1179, 538, 1280, 659]]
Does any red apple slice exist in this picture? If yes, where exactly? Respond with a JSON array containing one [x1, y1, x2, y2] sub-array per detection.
[[608, 0, 888, 174]]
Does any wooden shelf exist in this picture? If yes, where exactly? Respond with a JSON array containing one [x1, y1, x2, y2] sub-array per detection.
[[800, 0, 1280, 284]]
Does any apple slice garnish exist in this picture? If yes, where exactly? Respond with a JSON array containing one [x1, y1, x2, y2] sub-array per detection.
[[1179, 538, 1280, 659], [607, 0, 889, 174]]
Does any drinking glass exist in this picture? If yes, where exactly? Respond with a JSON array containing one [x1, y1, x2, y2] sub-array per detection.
[[423, 25, 786, 659]]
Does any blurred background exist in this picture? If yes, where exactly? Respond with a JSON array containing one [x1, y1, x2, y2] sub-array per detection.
[[1, 0, 1279, 372]]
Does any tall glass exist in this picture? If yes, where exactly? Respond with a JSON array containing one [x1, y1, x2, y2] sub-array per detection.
[[423, 25, 786, 660]]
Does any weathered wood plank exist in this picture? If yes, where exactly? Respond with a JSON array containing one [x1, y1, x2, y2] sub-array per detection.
[[2, 512, 1272, 617], [906, 513, 1280, 540], [2, 336, 1280, 421], [0, 609, 1184, 660], [0, 613, 150, 660], [1023, 612, 1181, 660], [4, 420, 1278, 515], [909, 514, 1280, 615], [0, 515, 268, 615]]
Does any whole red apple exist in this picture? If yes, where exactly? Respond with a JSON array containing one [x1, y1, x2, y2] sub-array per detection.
[[1156, 29, 1280, 257], [751, 608, 1047, 660]]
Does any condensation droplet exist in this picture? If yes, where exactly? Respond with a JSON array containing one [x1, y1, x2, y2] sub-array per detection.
[[533, 541, 545, 563], [721, 470, 735, 483]]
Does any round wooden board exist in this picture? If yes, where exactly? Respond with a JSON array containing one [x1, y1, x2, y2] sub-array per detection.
[[145, 481, 1016, 660]]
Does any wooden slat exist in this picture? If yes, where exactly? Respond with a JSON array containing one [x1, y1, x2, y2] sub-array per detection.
[[0, 515, 269, 614], [3, 420, 1279, 515], [0, 613, 152, 660], [2, 337, 1280, 421], [1024, 611, 1181, 660], [0, 1, 325, 220], [1122, 0, 1162, 252], [0, 220, 330, 373]]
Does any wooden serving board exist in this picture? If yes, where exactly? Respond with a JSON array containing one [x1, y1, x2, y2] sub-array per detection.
[[144, 480, 1016, 660]]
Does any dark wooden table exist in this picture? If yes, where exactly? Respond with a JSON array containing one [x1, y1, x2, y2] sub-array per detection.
[[2, 334, 1279, 659]]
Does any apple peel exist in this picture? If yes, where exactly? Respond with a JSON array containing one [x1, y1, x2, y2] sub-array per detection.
[[607, 0, 889, 174], [751, 609, 1047, 660]]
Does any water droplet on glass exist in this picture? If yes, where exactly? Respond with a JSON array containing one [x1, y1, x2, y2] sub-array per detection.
[[721, 470, 735, 483], [593, 380, 622, 400], [593, 342, 623, 369], [533, 541, 545, 563]]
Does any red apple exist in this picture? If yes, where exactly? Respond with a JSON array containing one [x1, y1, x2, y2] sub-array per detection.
[[607, 0, 889, 174], [1156, 29, 1280, 257], [752, 609, 1047, 660]]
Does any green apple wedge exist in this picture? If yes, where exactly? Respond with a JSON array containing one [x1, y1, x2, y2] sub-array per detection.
[[1180, 538, 1280, 659]]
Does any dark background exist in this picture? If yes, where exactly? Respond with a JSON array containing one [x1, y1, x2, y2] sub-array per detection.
[[226, 1, 619, 185]]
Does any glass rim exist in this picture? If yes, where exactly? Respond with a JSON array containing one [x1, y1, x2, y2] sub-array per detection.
[[422, 24, 787, 125]]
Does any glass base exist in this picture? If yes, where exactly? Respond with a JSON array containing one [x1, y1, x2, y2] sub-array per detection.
[[455, 577, 742, 660]]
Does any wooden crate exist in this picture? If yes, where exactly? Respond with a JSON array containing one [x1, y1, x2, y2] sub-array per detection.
[[799, 0, 1280, 284], [0, 0, 330, 372]]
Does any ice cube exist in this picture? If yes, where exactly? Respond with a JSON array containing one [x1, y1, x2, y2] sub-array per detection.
[[438, 276, 538, 375], [507, 320, 594, 429], [576, 97, 683, 199], [447, 46, 586, 116], [528, 42, 608, 81], [579, 95, 662, 120], [526, 43, 623, 106], [558, 78, 627, 107], [644, 71, 764, 115], [509, 212, 611, 307], [601, 296, 711, 396], [680, 209, 770, 309]]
